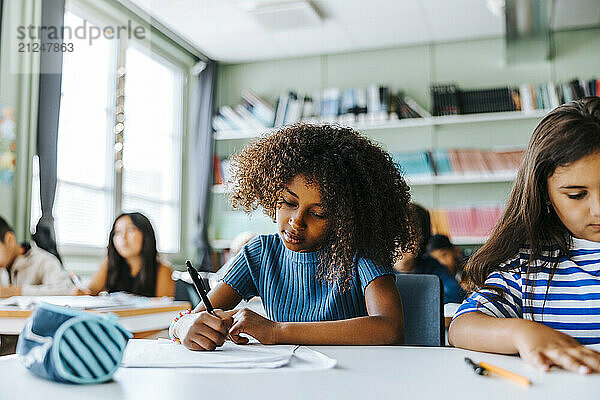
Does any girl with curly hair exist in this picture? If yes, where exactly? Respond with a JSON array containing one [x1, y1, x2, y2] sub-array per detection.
[[170, 124, 413, 350], [449, 97, 600, 374]]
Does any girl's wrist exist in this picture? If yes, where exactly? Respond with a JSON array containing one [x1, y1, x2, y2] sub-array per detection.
[[272, 321, 285, 344], [509, 318, 540, 353], [174, 313, 196, 341]]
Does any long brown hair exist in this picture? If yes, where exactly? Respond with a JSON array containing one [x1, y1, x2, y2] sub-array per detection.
[[465, 97, 600, 295], [107, 212, 159, 297]]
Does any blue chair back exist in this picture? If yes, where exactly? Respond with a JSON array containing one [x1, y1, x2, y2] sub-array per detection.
[[395, 273, 444, 346]]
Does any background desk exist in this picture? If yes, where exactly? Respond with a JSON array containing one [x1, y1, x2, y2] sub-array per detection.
[[0, 301, 190, 338], [1, 345, 599, 400]]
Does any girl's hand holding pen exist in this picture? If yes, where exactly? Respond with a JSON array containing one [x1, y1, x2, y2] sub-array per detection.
[[182, 309, 234, 351]]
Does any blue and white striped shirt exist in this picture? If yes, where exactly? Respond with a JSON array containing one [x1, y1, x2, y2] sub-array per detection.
[[453, 237, 600, 344], [222, 234, 393, 322]]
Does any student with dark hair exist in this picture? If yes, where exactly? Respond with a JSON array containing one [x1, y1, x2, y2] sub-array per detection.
[[84, 212, 174, 297], [427, 234, 463, 277], [0, 216, 73, 297], [450, 97, 600, 374], [394, 203, 466, 304]]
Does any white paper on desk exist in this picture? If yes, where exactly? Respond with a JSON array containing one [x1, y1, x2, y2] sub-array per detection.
[[121, 339, 296, 369], [0, 293, 172, 310], [0, 295, 123, 309]]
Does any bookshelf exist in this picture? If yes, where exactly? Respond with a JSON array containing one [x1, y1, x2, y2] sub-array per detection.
[[210, 28, 600, 254], [211, 110, 543, 249], [213, 109, 549, 140], [213, 171, 518, 194]]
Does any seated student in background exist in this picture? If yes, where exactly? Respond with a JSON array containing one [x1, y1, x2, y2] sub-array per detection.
[[0, 216, 73, 297], [449, 98, 600, 374], [171, 124, 410, 350], [394, 203, 466, 304], [83, 212, 174, 297], [427, 234, 463, 280]]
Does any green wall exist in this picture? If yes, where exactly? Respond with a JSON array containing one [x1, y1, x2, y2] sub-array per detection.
[[211, 28, 600, 244]]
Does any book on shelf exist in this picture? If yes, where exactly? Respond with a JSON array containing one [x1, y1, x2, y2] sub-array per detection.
[[431, 77, 599, 116], [283, 92, 304, 125], [241, 90, 275, 127], [392, 148, 524, 179], [274, 92, 290, 127], [213, 91, 276, 132], [320, 87, 341, 120], [392, 151, 433, 178], [213, 84, 430, 133], [213, 155, 223, 185], [430, 206, 504, 241], [235, 105, 266, 129], [212, 155, 234, 186]]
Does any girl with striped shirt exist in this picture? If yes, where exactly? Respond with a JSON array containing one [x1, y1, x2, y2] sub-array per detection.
[[171, 124, 413, 350], [450, 97, 600, 374]]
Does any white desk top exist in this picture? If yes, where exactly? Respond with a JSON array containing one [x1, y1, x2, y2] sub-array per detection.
[[2, 345, 600, 400]]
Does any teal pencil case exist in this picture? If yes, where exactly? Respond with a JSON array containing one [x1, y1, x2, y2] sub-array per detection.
[[16, 302, 132, 384]]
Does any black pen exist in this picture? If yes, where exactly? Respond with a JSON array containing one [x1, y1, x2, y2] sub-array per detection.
[[186, 260, 234, 341], [464, 357, 487, 375], [186, 260, 214, 313], [464, 357, 531, 386], [185, 260, 215, 315]]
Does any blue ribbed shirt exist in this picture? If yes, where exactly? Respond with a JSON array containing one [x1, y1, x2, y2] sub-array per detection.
[[452, 237, 600, 344], [222, 234, 393, 322]]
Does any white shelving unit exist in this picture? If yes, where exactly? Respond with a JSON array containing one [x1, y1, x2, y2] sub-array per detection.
[[211, 109, 548, 249], [406, 171, 517, 186], [213, 171, 518, 194], [213, 110, 549, 140]]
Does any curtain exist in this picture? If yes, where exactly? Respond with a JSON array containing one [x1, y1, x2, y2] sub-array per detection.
[[0, 0, 4, 54], [0, 0, 41, 242], [33, 0, 64, 262], [192, 60, 217, 271]]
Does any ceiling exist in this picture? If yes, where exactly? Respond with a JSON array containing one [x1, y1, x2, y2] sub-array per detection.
[[126, 0, 600, 63]]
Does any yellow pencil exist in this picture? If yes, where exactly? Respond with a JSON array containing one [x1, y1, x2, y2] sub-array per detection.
[[479, 361, 531, 386]]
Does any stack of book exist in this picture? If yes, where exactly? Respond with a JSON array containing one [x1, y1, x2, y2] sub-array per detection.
[[430, 206, 504, 240], [286, 85, 430, 125], [213, 90, 275, 132], [431, 84, 518, 116], [391, 148, 525, 178], [431, 77, 599, 116], [518, 78, 599, 112]]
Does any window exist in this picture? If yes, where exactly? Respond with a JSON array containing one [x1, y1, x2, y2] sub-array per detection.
[[32, 6, 186, 254], [54, 11, 116, 248], [121, 44, 183, 253]]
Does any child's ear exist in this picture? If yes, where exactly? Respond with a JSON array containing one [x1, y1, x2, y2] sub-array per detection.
[[3, 231, 17, 247]]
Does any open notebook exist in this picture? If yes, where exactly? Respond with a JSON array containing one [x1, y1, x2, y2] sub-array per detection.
[[121, 339, 336, 370]]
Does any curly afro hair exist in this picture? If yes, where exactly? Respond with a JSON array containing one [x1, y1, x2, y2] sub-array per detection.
[[229, 124, 414, 288]]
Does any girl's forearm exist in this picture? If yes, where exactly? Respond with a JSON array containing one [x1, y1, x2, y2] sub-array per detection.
[[274, 315, 403, 345], [449, 312, 531, 354]]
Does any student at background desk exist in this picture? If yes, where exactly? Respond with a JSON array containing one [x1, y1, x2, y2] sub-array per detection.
[[81, 212, 174, 298], [0, 216, 73, 297], [394, 204, 466, 304]]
